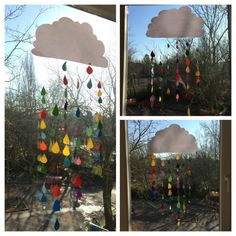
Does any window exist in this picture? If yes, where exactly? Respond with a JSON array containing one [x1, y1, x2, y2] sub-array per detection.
[[120, 120, 231, 231], [120, 5, 231, 116]]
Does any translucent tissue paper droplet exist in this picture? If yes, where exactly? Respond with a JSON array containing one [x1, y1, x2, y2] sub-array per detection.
[[39, 140, 47, 151], [63, 134, 70, 145], [76, 107, 80, 118], [97, 89, 102, 97], [41, 87, 46, 96], [52, 105, 59, 117], [63, 75, 68, 86], [39, 120, 46, 130], [62, 61, 67, 71], [87, 79, 92, 89], [62, 145, 70, 157], [63, 157, 71, 168], [98, 97, 102, 104], [86, 65, 93, 75], [41, 132, 47, 140], [40, 154, 48, 164], [87, 137, 94, 149], [52, 141, 60, 154], [53, 199, 61, 212], [87, 127, 93, 136], [40, 110, 47, 119], [97, 81, 102, 89]]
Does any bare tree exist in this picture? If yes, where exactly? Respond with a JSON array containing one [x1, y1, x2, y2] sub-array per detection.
[[199, 120, 220, 159], [5, 5, 49, 83]]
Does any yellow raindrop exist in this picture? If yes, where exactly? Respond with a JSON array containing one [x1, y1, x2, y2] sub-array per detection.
[[87, 137, 94, 149], [63, 145, 70, 157], [168, 183, 172, 189], [63, 133, 70, 145], [52, 141, 60, 154], [151, 158, 156, 167], [185, 66, 190, 73], [195, 70, 200, 77], [97, 89, 102, 97], [40, 153, 48, 164], [39, 120, 46, 130], [159, 96, 162, 102], [97, 113, 103, 122], [168, 189, 172, 196]]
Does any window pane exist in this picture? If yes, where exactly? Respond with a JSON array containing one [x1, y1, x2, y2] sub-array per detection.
[[128, 120, 220, 231]]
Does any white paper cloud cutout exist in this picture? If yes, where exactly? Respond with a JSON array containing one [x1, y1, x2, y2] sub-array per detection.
[[146, 6, 204, 38], [32, 17, 108, 68], [147, 124, 197, 154]]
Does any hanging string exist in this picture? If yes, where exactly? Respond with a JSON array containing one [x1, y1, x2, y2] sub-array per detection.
[[150, 51, 156, 108], [187, 159, 192, 205], [62, 61, 71, 170], [151, 154, 157, 201], [167, 159, 173, 212], [160, 160, 166, 214], [175, 40, 180, 102], [195, 48, 201, 86], [166, 43, 171, 96], [158, 61, 164, 103], [185, 41, 191, 116], [37, 87, 48, 174], [92, 77, 103, 177], [176, 154, 181, 227]]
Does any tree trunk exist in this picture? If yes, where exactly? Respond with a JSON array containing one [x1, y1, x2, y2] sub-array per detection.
[[103, 169, 114, 230]]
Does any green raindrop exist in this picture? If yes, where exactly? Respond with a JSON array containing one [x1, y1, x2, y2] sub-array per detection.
[[98, 121, 103, 130], [41, 96, 46, 104], [52, 104, 59, 116], [87, 127, 93, 136], [41, 87, 46, 96]]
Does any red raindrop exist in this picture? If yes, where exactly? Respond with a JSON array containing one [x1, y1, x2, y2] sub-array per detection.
[[51, 185, 61, 197], [71, 175, 81, 188], [63, 75, 68, 86], [40, 110, 47, 119], [185, 58, 191, 66], [97, 81, 102, 89], [40, 141, 47, 151], [86, 65, 93, 75]]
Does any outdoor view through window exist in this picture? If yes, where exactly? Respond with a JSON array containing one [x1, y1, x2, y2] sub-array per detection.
[[5, 5, 116, 231], [126, 5, 231, 116], [128, 120, 220, 231]]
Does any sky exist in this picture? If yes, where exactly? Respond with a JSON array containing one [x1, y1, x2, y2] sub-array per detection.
[[5, 5, 116, 88], [128, 5, 183, 61]]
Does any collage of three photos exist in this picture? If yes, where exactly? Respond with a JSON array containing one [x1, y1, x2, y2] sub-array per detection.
[[4, 3, 232, 231]]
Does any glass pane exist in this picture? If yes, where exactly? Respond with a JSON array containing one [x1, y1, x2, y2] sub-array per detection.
[[128, 120, 220, 231], [125, 5, 231, 116], [5, 5, 116, 231]]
